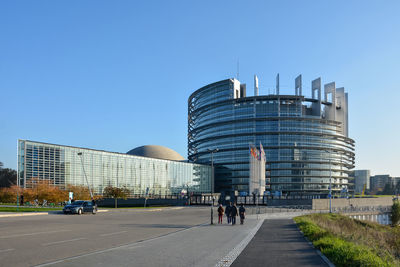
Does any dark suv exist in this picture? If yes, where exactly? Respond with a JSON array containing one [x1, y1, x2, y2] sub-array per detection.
[[63, 200, 97, 215]]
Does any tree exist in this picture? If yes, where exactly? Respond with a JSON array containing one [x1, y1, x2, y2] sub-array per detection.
[[0, 185, 21, 203], [0, 167, 17, 188], [65, 184, 92, 201], [391, 199, 400, 226], [24, 179, 67, 204], [103, 186, 130, 208]]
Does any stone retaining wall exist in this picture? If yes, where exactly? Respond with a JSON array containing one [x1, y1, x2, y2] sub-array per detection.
[[312, 197, 394, 210]]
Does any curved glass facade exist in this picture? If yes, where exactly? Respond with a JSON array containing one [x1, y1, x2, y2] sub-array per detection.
[[188, 78, 355, 195]]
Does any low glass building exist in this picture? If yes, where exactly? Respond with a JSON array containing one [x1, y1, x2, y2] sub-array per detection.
[[18, 140, 212, 195], [188, 75, 355, 196]]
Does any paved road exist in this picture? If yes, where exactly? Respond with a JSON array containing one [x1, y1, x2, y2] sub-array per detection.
[[231, 219, 328, 267], [0, 207, 214, 267], [0, 207, 327, 267], [0, 207, 264, 267]]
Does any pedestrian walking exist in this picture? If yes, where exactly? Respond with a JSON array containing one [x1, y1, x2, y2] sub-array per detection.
[[239, 204, 246, 225], [225, 203, 232, 224], [217, 204, 224, 224], [231, 204, 238, 225]]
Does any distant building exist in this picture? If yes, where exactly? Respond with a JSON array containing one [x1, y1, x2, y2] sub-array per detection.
[[370, 174, 391, 192], [352, 170, 370, 194], [392, 177, 400, 188], [18, 140, 212, 195]]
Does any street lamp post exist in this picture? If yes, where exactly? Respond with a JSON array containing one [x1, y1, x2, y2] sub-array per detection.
[[324, 149, 332, 213], [329, 156, 332, 213], [77, 152, 94, 200], [208, 148, 219, 225]]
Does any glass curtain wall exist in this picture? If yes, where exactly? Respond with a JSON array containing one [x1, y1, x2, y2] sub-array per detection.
[[18, 140, 212, 195], [188, 78, 355, 195]]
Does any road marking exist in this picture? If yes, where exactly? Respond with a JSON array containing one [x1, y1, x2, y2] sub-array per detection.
[[216, 219, 265, 267], [43, 238, 87, 246], [0, 230, 71, 239], [0, 248, 15, 253], [0, 213, 49, 218], [125, 245, 144, 250], [34, 222, 209, 267], [100, 231, 127, 237]]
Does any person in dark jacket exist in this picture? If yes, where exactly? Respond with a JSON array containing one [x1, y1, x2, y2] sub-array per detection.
[[239, 204, 246, 224], [231, 204, 238, 225], [217, 204, 224, 224], [225, 203, 232, 224]]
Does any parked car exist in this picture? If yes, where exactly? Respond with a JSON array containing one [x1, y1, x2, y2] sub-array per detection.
[[63, 200, 97, 215]]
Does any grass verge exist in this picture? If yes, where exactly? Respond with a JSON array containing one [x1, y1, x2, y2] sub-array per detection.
[[0, 207, 62, 212], [294, 213, 400, 267]]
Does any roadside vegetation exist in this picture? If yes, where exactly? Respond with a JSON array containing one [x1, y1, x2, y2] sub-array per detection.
[[0, 207, 62, 212], [294, 213, 400, 267], [0, 178, 95, 206]]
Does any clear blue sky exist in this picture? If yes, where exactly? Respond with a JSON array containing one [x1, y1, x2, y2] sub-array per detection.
[[1, 1, 399, 176]]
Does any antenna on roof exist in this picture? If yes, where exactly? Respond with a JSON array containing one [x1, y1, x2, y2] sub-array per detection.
[[276, 73, 280, 95]]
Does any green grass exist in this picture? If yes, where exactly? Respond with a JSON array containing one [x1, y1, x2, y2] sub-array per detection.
[[104, 206, 170, 209], [294, 213, 400, 267], [0, 207, 62, 212]]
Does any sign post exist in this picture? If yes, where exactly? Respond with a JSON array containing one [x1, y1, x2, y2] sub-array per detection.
[[144, 187, 149, 208]]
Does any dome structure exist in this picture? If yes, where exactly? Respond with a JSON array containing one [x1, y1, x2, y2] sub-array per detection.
[[127, 145, 185, 161]]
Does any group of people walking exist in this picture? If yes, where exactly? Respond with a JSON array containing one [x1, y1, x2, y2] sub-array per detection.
[[217, 203, 246, 225]]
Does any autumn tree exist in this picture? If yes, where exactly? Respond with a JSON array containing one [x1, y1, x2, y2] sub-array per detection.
[[24, 178, 67, 204], [103, 186, 130, 208], [65, 184, 92, 201], [0, 185, 21, 203]]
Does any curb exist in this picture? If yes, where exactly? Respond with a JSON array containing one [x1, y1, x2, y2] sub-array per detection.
[[0, 212, 49, 218], [294, 221, 335, 267]]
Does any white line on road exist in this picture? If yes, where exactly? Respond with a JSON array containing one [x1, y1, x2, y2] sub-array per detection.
[[216, 219, 265, 267], [100, 231, 127, 237], [0, 248, 15, 253], [34, 222, 209, 267], [43, 238, 87, 246], [0, 230, 71, 239]]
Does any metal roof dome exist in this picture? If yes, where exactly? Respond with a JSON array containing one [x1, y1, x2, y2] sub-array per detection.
[[127, 145, 185, 161]]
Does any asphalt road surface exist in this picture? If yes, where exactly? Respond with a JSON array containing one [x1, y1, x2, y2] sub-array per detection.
[[0, 208, 328, 267], [0, 207, 217, 267]]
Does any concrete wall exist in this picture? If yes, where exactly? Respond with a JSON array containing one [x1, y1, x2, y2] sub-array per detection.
[[312, 197, 394, 210], [97, 198, 187, 207], [267, 199, 312, 206]]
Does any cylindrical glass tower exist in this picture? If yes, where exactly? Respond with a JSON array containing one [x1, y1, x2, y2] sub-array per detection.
[[188, 77, 355, 196]]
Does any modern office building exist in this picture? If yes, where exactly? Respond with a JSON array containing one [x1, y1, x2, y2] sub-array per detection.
[[18, 140, 212, 195], [369, 174, 400, 193], [352, 170, 370, 194], [188, 75, 355, 196]]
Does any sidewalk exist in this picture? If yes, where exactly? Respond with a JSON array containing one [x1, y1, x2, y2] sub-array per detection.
[[231, 218, 330, 267]]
